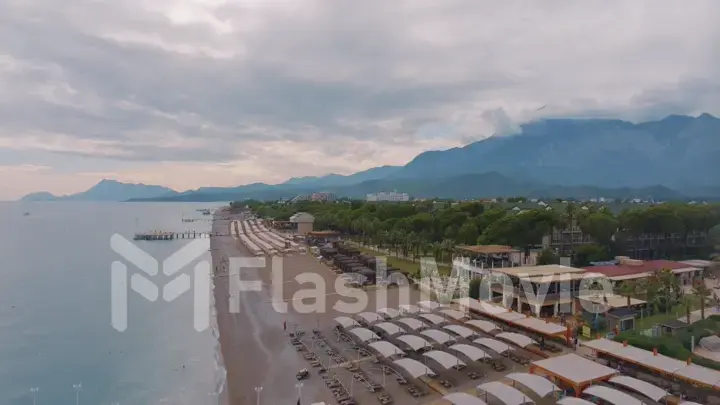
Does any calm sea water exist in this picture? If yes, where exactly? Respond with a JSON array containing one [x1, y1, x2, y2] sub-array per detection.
[[0, 202, 226, 405]]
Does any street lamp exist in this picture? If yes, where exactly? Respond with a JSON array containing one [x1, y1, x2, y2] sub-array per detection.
[[30, 387, 39, 405], [254, 386, 263, 405], [295, 382, 303, 400], [73, 383, 82, 405]]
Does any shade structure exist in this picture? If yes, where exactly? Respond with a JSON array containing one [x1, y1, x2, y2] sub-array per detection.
[[583, 338, 720, 389], [495, 312, 527, 322], [443, 392, 488, 405], [608, 375, 668, 402], [466, 319, 501, 334], [496, 332, 538, 348], [418, 313, 447, 325], [356, 312, 384, 324], [556, 399, 595, 405], [439, 308, 469, 320], [679, 402, 704, 405], [420, 329, 456, 345], [395, 317, 428, 330], [582, 385, 643, 405], [443, 324, 477, 338], [513, 316, 566, 335], [473, 338, 513, 354], [334, 316, 360, 328], [368, 341, 405, 358], [393, 358, 436, 378], [399, 304, 423, 314], [374, 322, 406, 336], [377, 308, 401, 318], [423, 350, 466, 369], [347, 327, 380, 342], [530, 354, 617, 394], [418, 300, 443, 311], [476, 381, 535, 405], [449, 344, 490, 362], [505, 373, 560, 397], [396, 334, 433, 351]]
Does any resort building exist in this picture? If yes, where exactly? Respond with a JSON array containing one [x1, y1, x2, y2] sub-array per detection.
[[583, 257, 704, 287], [366, 191, 410, 202], [453, 245, 539, 277], [310, 192, 336, 202]]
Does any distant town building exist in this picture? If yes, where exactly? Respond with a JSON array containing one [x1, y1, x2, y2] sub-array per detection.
[[310, 192, 336, 202], [366, 191, 410, 202]]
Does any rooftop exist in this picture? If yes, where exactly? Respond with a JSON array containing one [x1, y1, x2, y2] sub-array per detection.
[[492, 264, 586, 277], [584, 260, 696, 278], [456, 245, 519, 254]]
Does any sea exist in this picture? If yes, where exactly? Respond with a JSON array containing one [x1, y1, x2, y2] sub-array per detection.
[[0, 202, 226, 405]]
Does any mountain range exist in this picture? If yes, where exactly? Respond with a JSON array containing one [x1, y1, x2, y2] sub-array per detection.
[[20, 114, 720, 202]]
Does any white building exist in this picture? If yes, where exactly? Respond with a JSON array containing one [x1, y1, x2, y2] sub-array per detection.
[[366, 191, 410, 202]]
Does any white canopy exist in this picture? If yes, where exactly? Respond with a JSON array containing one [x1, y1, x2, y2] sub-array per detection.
[[356, 312, 384, 324], [396, 334, 432, 351], [495, 312, 527, 322], [443, 324, 477, 338], [399, 304, 423, 314], [473, 338, 513, 354], [418, 313, 447, 325], [421, 329, 456, 345], [443, 392, 488, 405], [531, 354, 617, 386], [496, 332, 538, 348], [423, 350, 466, 369], [449, 344, 490, 361], [679, 402, 704, 405], [374, 322, 406, 336], [377, 308, 401, 318], [334, 316, 360, 328], [466, 319, 501, 333], [582, 385, 643, 405], [505, 373, 560, 397], [395, 317, 428, 330], [513, 317, 566, 335], [556, 399, 595, 405], [347, 327, 380, 342], [477, 381, 535, 405], [608, 375, 668, 402], [418, 300, 443, 310], [368, 341, 405, 358], [393, 358, 436, 378], [439, 308, 469, 320]]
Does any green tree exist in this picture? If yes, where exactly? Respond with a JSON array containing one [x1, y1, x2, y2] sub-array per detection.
[[457, 222, 480, 245], [692, 281, 711, 320], [579, 211, 619, 249], [573, 244, 610, 267], [537, 248, 559, 265]]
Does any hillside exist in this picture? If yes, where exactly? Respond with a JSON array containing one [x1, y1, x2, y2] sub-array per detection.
[[390, 114, 720, 188], [20, 180, 179, 202]]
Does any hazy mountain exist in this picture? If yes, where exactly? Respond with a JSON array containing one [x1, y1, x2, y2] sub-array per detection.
[[282, 165, 401, 188], [136, 172, 685, 202], [20, 180, 179, 201], [389, 114, 720, 188], [20, 191, 57, 202]]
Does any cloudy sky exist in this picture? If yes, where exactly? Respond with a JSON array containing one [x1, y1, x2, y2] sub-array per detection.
[[1, 0, 719, 200]]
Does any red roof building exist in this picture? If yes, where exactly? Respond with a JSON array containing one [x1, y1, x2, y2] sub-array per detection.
[[583, 259, 702, 284]]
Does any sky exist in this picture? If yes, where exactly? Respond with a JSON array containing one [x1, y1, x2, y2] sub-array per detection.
[[1, 0, 719, 200]]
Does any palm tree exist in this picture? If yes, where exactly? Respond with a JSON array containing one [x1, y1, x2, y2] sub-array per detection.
[[692, 281, 711, 320], [618, 280, 637, 308], [440, 239, 455, 264]]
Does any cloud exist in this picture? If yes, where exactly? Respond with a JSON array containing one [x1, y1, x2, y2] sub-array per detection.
[[0, 0, 719, 198]]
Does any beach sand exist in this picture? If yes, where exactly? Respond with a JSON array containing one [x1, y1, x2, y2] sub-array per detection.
[[211, 211, 431, 405]]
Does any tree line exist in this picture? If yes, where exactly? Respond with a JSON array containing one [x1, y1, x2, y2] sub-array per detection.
[[237, 199, 720, 267]]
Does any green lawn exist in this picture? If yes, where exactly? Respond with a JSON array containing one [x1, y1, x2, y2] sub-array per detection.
[[353, 245, 451, 276]]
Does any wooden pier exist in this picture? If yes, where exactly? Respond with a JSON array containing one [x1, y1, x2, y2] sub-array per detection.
[[133, 230, 227, 241]]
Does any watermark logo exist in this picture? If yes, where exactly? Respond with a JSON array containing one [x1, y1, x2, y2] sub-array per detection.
[[110, 234, 210, 332]]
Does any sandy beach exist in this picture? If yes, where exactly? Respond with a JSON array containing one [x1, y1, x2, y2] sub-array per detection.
[[211, 210, 431, 405]]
